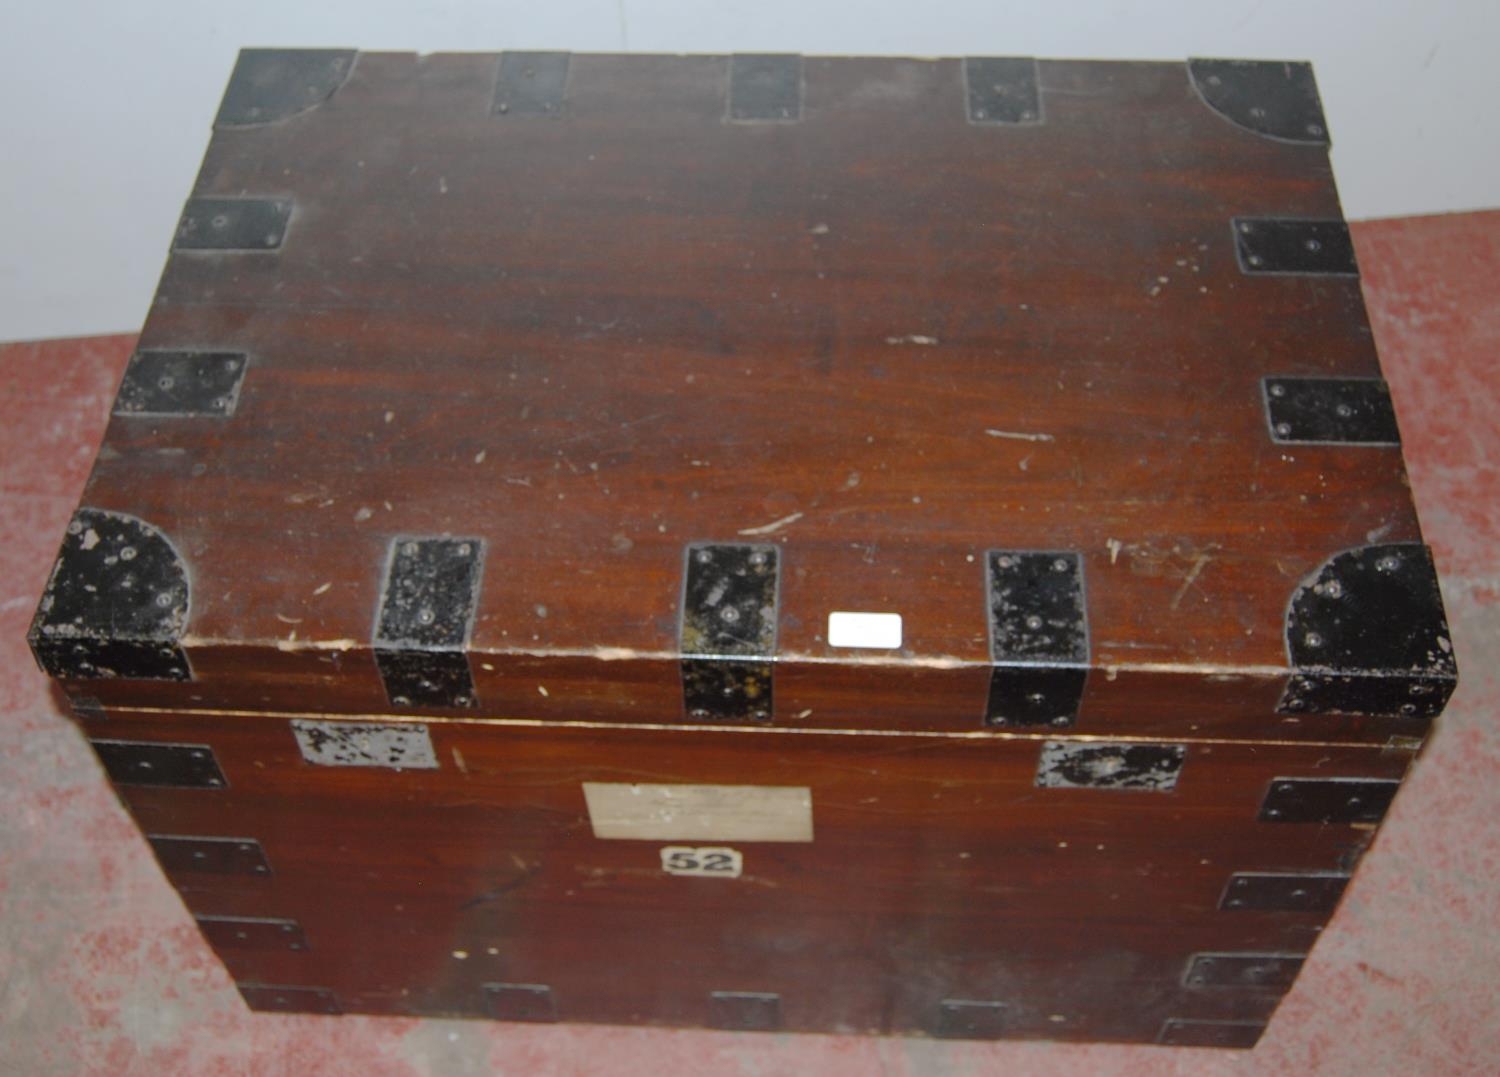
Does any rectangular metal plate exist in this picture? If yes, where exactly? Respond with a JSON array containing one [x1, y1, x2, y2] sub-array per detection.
[[986, 550, 1089, 727], [1233, 217, 1358, 275], [1220, 871, 1349, 912], [987, 666, 1087, 729], [91, 740, 226, 789], [582, 782, 813, 842], [1258, 777, 1400, 824], [175, 197, 291, 251], [1263, 376, 1400, 445], [936, 999, 1008, 1039], [484, 982, 558, 1022], [709, 991, 782, 1031], [290, 719, 438, 770], [1184, 952, 1305, 991], [963, 57, 1041, 124], [729, 54, 802, 122], [113, 350, 249, 419], [148, 835, 272, 877], [1036, 741, 1186, 793], [680, 543, 778, 721], [493, 51, 570, 116], [374, 536, 483, 708], [1158, 1018, 1266, 1048], [198, 915, 307, 952], [238, 983, 339, 1015]]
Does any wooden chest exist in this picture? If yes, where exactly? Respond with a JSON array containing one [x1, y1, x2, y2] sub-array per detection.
[[30, 50, 1457, 1048]]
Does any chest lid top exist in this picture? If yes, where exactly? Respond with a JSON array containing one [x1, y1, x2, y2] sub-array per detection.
[[31, 51, 1455, 745]]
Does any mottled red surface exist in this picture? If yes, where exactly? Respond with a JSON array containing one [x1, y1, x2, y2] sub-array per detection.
[[2, 211, 1498, 1074]]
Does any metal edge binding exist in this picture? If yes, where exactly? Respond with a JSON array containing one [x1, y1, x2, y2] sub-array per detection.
[[215, 48, 358, 128], [727, 54, 804, 123], [1261, 375, 1401, 446], [1187, 58, 1329, 145], [962, 56, 1042, 125], [28, 508, 192, 681], [372, 536, 485, 709], [679, 542, 780, 722], [984, 549, 1089, 727], [492, 51, 572, 117]]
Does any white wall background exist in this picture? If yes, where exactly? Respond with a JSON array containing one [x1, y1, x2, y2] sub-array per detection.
[[2, 0, 1496, 341]]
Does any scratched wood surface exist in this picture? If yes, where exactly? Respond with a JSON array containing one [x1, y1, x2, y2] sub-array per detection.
[[91, 708, 1406, 1042], [64, 53, 1429, 743]]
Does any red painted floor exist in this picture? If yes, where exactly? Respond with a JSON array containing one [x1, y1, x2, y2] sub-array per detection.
[[2, 211, 1498, 1075]]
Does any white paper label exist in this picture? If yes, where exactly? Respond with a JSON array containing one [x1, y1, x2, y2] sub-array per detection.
[[582, 783, 814, 842], [660, 845, 744, 878], [827, 611, 903, 649]]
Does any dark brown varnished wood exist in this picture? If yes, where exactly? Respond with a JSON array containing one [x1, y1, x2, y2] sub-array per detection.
[[59, 53, 1431, 741], [88, 708, 1405, 1042], [35, 51, 1451, 1044]]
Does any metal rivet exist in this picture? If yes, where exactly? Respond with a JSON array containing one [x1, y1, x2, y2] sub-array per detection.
[[1304, 631, 1323, 648], [694, 549, 713, 565], [402, 541, 419, 557], [417, 608, 435, 625], [1275, 422, 1292, 437], [1248, 254, 1265, 267], [120, 546, 137, 561], [1377, 555, 1401, 572], [718, 605, 741, 624], [1268, 383, 1286, 397], [1304, 238, 1322, 253], [996, 555, 1014, 569], [157, 376, 175, 390], [1266, 808, 1281, 818], [1324, 580, 1343, 598], [1238, 221, 1254, 234], [1248, 106, 1267, 119], [155, 593, 175, 608], [1052, 557, 1069, 572], [211, 214, 229, 229], [748, 550, 768, 568], [1050, 715, 1070, 727], [1307, 123, 1324, 136], [1025, 614, 1044, 630]]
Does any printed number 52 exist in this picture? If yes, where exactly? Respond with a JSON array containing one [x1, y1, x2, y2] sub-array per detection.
[[660, 845, 743, 878]]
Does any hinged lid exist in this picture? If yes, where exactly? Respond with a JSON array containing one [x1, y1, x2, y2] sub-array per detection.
[[31, 51, 1455, 745]]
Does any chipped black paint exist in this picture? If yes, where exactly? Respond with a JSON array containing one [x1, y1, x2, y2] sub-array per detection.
[[492, 51, 571, 116], [936, 999, 1008, 1039], [1257, 777, 1400, 824], [1233, 217, 1357, 276], [374, 537, 483, 708], [1262, 376, 1400, 445], [729, 55, 802, 122], [238, 984, 340, 1014], [29, 509, 191, 681], [1219, 871, 1349, 913], [1036, 741, 1186, 793], [197, 915, 307, 952], [91, 740, 225, 789], [985, 550, 1088, 727], [215, 48, 356, 127], [175, 197, 292, 251], [1188, 59, 1329, 144], [963, 57, 1041, 124], [114, 350, 249, 418], [290, 719, 439, 769], [1280, 543, 1457, 718], [484, 983, 558, 1022], [1183, 952, 1305, 991], [709, 991, 782, 1032], [149, 835, 272, 877], [680, 543, 778, 722]]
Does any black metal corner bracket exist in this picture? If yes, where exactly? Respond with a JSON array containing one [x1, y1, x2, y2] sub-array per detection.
[[1279, 543, 1457, 719], [373, 537, 484, 708], [492, 51, 571, 116], [728, 54, 803, 123], [963, 57, 1041, 125], [984, 550, 1088, 727], [1262, 376, 1400, 446], [29, 509, 191, 681], [215, 49, 357, 128], [1188, 59, 1329, 145], [114, 350, 249, 419], [680, 543, 779, 722]]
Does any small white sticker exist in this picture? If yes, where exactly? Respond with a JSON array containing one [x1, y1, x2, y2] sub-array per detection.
[[661, 846, 743, 878], [827, 611, 903, 649]]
